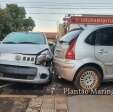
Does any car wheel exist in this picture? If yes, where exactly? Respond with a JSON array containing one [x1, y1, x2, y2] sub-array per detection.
[[74, 66, 102, 91]]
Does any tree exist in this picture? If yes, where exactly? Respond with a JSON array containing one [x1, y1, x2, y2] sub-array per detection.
[[0, 4, 35, 40], [23, 17, 35, 31], [0, 9, 13, 39]]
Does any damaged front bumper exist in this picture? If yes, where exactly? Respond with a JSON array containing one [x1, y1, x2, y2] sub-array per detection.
[[0, 60, 51, 84]]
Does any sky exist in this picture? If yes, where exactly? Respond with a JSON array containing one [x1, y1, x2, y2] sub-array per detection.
[[1, 0, 113, 32]]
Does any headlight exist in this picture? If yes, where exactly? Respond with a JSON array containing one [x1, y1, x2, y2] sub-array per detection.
[[35, 50, 51, 65]]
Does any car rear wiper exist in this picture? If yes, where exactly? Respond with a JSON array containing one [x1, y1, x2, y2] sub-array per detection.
[[17, 42, 40, 44], [2, 42, 17, 44]]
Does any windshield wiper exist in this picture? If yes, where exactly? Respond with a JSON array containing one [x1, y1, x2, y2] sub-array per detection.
[[17, 42, 39, 44], [3, 42, 17, 44]]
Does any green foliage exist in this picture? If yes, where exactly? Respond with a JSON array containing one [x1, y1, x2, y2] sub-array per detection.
[[0, 4, 35, 40], [23, 17, 35, 31]]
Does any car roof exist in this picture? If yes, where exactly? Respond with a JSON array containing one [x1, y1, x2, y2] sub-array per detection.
[[84, 25, 113, 30]]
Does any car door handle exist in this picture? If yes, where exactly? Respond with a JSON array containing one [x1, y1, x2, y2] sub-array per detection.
[[98, 50, 103, 53], [98, 49, 108, 54]]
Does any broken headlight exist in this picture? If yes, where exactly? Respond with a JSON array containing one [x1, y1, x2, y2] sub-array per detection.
[[35, 49, 51, 65]]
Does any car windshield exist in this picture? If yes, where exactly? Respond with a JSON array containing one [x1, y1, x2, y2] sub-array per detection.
[[59, 30, 82, 43], [2, 32, 46, 44]]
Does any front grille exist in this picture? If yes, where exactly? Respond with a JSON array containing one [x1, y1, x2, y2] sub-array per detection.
[[2, 74, 35, 80], [22, 56, 35, 62], [0, 65, 37, 76]]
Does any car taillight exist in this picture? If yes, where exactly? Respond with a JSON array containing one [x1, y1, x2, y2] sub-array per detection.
[[65, 39, 76, 60]]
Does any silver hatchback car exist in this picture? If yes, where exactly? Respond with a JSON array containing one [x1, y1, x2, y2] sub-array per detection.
[[0, 32, 52, 84], [54, 25, 113, 90]]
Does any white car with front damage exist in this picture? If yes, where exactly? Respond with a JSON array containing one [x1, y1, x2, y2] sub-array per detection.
[[0, 32, 52, 84]]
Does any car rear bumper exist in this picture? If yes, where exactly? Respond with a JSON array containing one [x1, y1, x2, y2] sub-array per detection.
[[54, 58, 76, 81], [0, 61, 51, 84]]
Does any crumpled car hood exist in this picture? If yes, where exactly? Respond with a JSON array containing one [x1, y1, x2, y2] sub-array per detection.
[[0, 44, 49, 55]]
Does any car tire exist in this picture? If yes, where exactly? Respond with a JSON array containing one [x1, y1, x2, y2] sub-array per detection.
[[74, 66, 102, 91]]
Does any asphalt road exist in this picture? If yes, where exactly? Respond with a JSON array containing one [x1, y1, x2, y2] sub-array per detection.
[[0, 75, 113, 95]]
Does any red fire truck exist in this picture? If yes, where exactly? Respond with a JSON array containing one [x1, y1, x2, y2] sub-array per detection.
[[61, 14, 113, 35]]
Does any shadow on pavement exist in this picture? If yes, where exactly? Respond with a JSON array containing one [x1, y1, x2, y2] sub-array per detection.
[[0, 78, 113, 95]]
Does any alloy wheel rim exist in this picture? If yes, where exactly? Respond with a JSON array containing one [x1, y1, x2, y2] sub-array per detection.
[[80, 71, 98, 90]]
